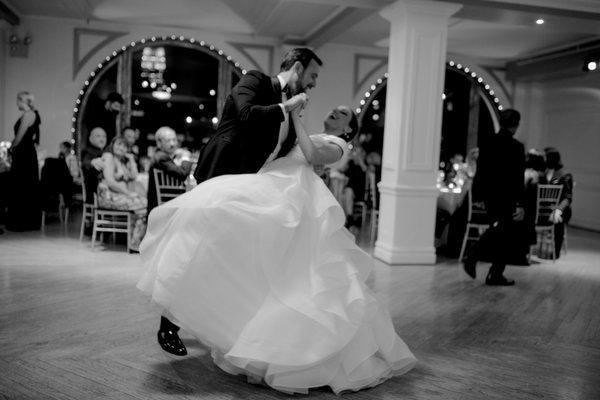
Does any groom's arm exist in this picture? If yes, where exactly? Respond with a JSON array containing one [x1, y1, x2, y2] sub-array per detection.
[[233, 71, 285, 124]]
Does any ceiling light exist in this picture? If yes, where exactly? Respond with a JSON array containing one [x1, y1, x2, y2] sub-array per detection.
[[587, 61, 598, 71], [583, 56, 600, 72], [536, 19, 544, 25]]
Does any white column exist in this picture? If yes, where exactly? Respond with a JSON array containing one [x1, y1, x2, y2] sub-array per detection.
[[375, 0, 461, 264], [0, 24, 6, 142]]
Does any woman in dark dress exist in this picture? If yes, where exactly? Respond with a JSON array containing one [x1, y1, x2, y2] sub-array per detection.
[[6, 91, 42, 231]]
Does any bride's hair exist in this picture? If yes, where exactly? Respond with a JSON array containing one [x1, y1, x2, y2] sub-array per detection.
[[340, 111, 360, 143]]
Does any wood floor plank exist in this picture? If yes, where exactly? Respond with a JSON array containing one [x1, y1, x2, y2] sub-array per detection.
[[1, 219, 599, 399]]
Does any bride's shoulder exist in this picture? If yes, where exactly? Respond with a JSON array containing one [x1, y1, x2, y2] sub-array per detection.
[[319, 134, 347, 148]]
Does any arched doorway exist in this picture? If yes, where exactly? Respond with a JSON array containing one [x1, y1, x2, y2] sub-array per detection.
[[72, 36, 245, 155], [356, 62, 502, 169], [355, 62, 504, 254]]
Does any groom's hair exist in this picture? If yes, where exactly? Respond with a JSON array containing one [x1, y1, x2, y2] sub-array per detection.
[[280, 48, 323, 72]]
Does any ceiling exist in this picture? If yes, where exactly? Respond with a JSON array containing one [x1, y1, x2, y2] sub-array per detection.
[[3, 0, 600, 64]]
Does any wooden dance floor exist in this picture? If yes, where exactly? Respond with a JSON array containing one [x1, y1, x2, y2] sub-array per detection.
[[1, 219, 599, 399]]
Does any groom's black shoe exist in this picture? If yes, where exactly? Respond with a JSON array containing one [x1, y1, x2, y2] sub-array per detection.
[[462, 257, 477, 279], [157, 330, 187, 356], [485, 273, 515, 286]]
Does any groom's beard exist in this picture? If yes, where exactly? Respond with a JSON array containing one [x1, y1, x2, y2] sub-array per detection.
[[290, 85, 305, 96]]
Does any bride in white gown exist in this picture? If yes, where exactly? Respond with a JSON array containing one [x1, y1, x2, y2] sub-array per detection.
[[137, 104, 416, 394]]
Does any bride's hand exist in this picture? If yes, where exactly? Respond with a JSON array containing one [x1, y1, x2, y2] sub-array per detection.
[[286, 93, 309, 114]]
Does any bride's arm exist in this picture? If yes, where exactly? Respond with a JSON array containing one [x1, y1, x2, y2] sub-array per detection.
[[291, 109, 343, 165]]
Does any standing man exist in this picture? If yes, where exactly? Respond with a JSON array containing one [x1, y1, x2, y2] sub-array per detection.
[[463, 109, 525, 286], [155, 48, 322, 356], [85, 92, 124, 143]]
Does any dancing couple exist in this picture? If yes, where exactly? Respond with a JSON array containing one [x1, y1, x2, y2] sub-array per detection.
[[137, 48, 416, 394]]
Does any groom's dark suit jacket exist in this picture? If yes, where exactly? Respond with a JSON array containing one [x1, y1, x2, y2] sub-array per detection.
[[193, 70, 296, 183]]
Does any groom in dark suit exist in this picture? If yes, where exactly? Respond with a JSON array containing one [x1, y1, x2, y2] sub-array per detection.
[[157, 48, 322, 356]]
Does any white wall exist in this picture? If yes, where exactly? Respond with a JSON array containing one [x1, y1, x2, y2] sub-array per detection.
[[516, 73, 600, 231], [0, 16, 379, 157]]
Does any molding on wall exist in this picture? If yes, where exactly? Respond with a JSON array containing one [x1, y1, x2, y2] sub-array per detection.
[[481, 65, 514, 106], [227, 42, 274, 74], [353, 54, 387, 97], [73, 28, 128, 80]]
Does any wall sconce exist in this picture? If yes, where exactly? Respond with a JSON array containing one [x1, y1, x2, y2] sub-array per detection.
[[8, 33, 32, 58]]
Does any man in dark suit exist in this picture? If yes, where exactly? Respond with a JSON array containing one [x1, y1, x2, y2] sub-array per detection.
[[158, 48, 322, 356], [463, 109, 525, 286], [193, 48, 321, 183]]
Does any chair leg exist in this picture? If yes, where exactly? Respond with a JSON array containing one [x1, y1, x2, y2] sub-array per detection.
[[563, 226, 567, 255], [370, 211, 378, 245], [91, 212, 98, 249], [551, 227, 556, 262], [126, 213, 132, 253], [41, 211, 45, 230], [459, 226, 469, 262], [79, 211, 85, 241]]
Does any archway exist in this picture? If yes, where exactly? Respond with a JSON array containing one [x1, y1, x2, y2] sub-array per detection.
[[72, 35, 245, 155], [355, 61, 503, 167]]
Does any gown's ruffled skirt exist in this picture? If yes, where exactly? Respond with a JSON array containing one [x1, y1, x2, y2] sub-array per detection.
[[137, 157, 416, 394]]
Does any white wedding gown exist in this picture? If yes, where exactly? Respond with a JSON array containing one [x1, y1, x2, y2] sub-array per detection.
[[137, 134, 416, 394]]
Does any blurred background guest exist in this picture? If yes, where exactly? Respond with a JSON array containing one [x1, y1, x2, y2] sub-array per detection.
[[463, 108, 525, 285], [146, 126, 193, 215], [39, 140, 79, 219], [465, 147, 479, 180], [544, 147, 573, 258], [86, 92, 123, 143], [81, 127, 107, 208], [97, 136, 147, 250], [523, 149, 547, 248], [0, 141, 11, 232], [121, 126, 140, 163], [59, 141, 81, 185], [342, 146, 368, 228], [6, 91, 42, 231]]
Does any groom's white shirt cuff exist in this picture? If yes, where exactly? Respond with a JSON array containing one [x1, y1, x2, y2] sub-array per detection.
[[277, 75, 288, 122]]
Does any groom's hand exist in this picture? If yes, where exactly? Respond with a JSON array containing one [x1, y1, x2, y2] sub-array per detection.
[[284, 93, 309, 113]]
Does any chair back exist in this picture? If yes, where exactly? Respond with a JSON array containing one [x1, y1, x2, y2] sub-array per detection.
[[154, 169, 185, 206], [79, 167, 98, 206], [466, 189, 488, 225], [366, 170, 378, 210], [535, 184, 563, 226]]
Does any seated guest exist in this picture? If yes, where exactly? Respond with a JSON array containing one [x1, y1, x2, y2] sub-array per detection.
[[98, 136, 147, 250], [343, 146, 368, 228], [59, 141, 81, 185], [544, 147, 573, 258], [40, 156, 72, 213], [121, 126, 140, 162], [81, 127, 107, 204], [519, 149, 547, 260], [147, 126, 193, 215], [0, 142, 12, 231]]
